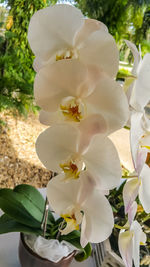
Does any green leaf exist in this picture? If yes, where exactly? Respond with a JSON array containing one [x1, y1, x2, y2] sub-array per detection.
[[0, 188, 41, 228], [0, 214, 42, 236], [75, 243, 92, 262], [60, 231, 92, 261], [14, 184, 55, 224]]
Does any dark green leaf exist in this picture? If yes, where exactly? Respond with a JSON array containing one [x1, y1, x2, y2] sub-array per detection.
[[0, 214, 42, 235], [14, 184, 55, 224], [75, 243, 92, 262], [0, 188, 41, 228]]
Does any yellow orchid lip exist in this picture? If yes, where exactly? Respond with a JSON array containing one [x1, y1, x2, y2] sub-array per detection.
[[60, 213, 80, 232], [60, 103, 83, 122], [60, 160, 81, 180]]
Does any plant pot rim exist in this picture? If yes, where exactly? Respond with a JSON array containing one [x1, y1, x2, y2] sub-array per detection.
[[20, 232, 76, 264]]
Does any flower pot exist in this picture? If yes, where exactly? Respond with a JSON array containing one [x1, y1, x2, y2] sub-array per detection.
[[18, 233, 75, 267]]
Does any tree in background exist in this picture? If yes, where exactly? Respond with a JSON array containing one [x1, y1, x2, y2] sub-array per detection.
[[0, 0, 56, 116], [75, 0, 150, 60]]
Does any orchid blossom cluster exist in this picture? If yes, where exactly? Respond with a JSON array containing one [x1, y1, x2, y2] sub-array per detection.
[[27, 3, 149, 267], [117, 41, 150, 267]]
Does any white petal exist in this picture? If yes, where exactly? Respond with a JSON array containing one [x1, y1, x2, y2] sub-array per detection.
[[128, 201, 137, 226], [81, 189, 114, 246], [34, 60, 88, 111], [86, 73, 129, 135], [130, 220, 142, 267], [118, 230, 133, 267], [130, 111, 147, 174], [75, 18, 107, 47], [125, 40, 140, 76], [35, 124, 78, 172], [39, 110, 61, 126], [78, 114, 107, 154], [139, 164, 150, 213], [28, 4, 84, 61], [123, 178, 140, 214], [109, 128, 134, 172], [77, 171, 98, 205], [130, 53, 150, 111], [47, 173, 80, 215], [79, 30, 119, 77], [84, 135, 122, 190]]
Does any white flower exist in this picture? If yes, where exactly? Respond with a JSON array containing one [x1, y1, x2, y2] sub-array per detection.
[[122, 41, 150, 213], [28, 4, 119, 77], [125, 40, 150, 110], [118, 202, 146, 267], [34, 59, 128, 135], [123, 164, 150, 214], [47, 171, 114, 247], [36, 124, 122, 190]]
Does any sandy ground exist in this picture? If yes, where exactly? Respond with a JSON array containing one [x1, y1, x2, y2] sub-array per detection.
[[0, 112, 51, 188]]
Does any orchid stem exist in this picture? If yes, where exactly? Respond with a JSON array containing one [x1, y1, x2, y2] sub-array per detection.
[[114, 224, 128, 230], [56, 220, 65, 240], [41, 197, 49, 237], [122, 175, 137, 179], [142, 214, 150, 223]]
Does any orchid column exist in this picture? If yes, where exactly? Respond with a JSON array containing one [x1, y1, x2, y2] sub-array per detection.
[[28, 4, 128, 250]]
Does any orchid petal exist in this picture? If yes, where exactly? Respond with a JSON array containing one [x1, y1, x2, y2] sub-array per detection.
[[34, 60, 88, 111], [131, 220, 142, 267], [75, 18, 107, 47], [84, 135, 122, 190], [36, 124, 78, 172], [28, 4, 84, 61], [139, 164, 150, 213], [39, 110, 62, 126], [130, 111, 147, 174], [81, 189, 114, 246], [128, 201, 137, 226], [130, 53, 150, 111], [79, 30, 119, 78], [86, 73, 129, 135], [123, 178, 140, 214], [125, 40, 140, 76], [109, 128, 134, 172], [78, 114, 108, 154], [47, 173, 79, 215], [118, 230, 133, 267]]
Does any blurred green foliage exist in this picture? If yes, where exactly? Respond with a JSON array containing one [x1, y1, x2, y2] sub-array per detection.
[[75, 0, 150, 58], [0, 0, 56, 116]]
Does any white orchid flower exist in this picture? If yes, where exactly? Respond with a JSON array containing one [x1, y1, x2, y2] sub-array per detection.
[[122, 41, 150, 213], [118, 202, 146, 267], [34, 59, 128, 135], [122, 111, 150, 214], [36, 124, 122, 190], [28, 4, 119, 77], [125, 40, 150, 110], [47, 171, 114, 247]]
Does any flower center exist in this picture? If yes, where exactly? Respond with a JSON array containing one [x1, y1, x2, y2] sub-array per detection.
[[60, 96, 85, 122], [56, 48, 79, 61], [61, 213, 80, 231], [60, 158, 85, 181]]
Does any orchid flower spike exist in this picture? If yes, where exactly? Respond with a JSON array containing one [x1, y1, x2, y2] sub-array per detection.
[[118, 202, 146, 267], [47, 171, 114, 247], [28, 4, 119, 77], [34, 59, 128, 135], [36, 124, 122, 191]]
